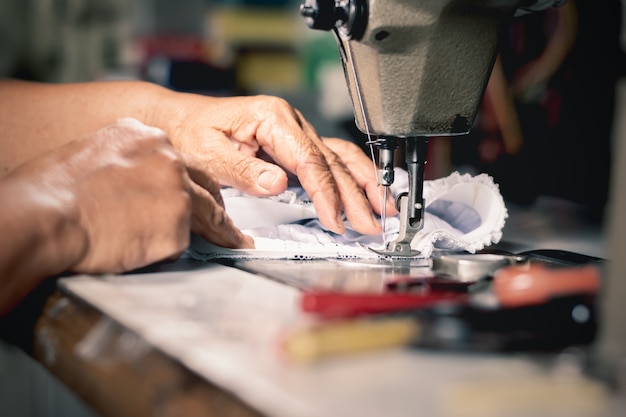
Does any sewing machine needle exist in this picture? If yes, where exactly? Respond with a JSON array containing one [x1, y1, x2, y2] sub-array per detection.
[[382, 185, 388, 238]]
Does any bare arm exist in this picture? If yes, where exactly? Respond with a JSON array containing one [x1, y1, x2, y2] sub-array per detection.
[[0, 79, 165, 174], [0, 79, 393, 235], [0, 119, 204, 318], [512, 0, 578, 97], [0, 174, 86, 316], [484, 55, 524, 155]]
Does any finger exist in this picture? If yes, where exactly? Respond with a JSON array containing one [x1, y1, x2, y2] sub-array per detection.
[[187, 178, 255, 249], [196, 129, 289, 197], [251, 115, 346, 233], [183, 154, 257, 248], [220, 99, 342, 233], [292, 149, 345, 234], [322, 150, 382, 234], [295, 117, 381, 234], [323, 138, 398, 216], [183, 154, 225, 208]]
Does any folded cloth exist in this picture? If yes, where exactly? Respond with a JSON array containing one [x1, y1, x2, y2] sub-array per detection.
[[187, 170, 507, 260]]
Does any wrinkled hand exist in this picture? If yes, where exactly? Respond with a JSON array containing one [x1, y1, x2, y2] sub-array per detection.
[[8, 118, 250, 274], [158, 94, 396, 235]]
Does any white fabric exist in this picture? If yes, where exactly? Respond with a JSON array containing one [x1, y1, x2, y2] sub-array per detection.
[[187, 170, 508, 260]]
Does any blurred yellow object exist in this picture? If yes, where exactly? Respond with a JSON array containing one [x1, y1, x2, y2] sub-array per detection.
[[207, 7, 299, 46], [283, 317, 418, 363], [237, 51, 301, 93], [206, 6, 303, 92], [443, 373, 610, 417]]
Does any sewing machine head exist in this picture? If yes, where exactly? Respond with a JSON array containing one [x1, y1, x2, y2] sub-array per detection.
[[299, 0, 567, 256], [300, 0, 567, 137]]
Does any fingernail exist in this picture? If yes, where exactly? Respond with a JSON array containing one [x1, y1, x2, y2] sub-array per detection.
[[257, 170, 278, 190]]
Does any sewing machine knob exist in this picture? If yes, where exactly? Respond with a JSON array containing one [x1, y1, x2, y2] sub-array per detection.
[[299, 0, 367, 40], [300, 0, 335, 31]]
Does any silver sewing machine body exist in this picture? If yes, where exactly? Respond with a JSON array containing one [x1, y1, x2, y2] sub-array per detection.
[[300, 0, 567, 256]]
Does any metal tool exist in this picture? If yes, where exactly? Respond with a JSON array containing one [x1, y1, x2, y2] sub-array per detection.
[[298, 261, 600, 317], [299, 0, 567, 256], [284, 293, 597, 363], [431, 253, 528, 283]]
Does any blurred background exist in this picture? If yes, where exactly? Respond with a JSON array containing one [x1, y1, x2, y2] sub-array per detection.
[[0, 0, 356, 135], [0, 0, 625, 415], [1, 0, 624, 219]]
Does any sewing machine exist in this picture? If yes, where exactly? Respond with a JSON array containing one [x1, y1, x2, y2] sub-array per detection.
[[299, 0, 567, 256], [298, 0, 626, 388], [1, 2, 623, 416]]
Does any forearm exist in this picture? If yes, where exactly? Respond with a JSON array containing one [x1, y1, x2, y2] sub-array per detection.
[[0, 179, 86, 317], [0, 79, 171, 174], [486, 56, 524, 154], [538, 1, 578, 76]]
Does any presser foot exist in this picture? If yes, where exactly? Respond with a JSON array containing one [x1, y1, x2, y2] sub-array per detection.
[[368, 193, 423, 258], [369, 243, 421, 258]]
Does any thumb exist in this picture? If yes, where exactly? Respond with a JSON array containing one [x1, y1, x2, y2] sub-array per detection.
[[181, 127, 290, 196], [226, 154, 288, 196], [214, 149, 289, 196]]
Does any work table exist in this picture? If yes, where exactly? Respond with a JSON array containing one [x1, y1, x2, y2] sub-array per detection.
[[1, 196, 622, 417]]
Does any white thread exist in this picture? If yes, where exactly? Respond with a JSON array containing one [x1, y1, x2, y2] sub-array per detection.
[[341, 35, 386, 244]]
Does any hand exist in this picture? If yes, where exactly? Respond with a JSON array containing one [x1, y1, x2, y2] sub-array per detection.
[[153, 94, 395, 235], [184, 154, 255, 249], [11, 118, 193, 272], [4, 118, 248, 274]]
